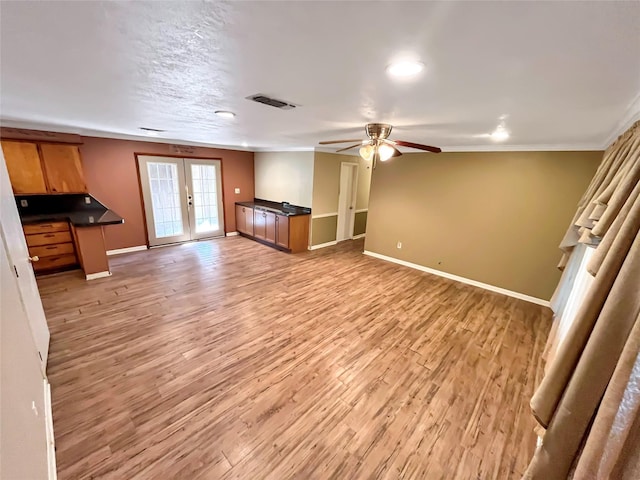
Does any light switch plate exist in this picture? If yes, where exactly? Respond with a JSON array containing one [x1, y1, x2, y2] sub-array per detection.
[[234, 188, 240, 194], [20, 199, 28, 207]]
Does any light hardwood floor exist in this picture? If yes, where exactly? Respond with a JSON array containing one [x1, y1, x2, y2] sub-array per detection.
[[39, 237, 551, 479]]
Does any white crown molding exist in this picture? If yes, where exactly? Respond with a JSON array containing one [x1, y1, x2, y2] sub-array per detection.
[[438, 143, 605, 153], [363, 250, 551, 307], [0, 119, 255, 152], [603, 91, 640, 147]]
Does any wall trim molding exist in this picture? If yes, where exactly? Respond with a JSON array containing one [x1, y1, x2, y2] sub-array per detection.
[[86, 271, 112, 280], [106, 245, 147, 256], [355, 208, 368, 214], [309, 240, 338, 250], [603, 92, 640, 148], [352, 234, 366, 240], [312, 212, 338, 219], [363, 250, 551, 307], [226, 231, 239, 237]]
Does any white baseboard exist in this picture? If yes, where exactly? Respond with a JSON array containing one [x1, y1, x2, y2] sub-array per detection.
[[308, 240, 338, 250], [363, 250, 551, 307], [86, 271, 112, 280], [106, 245, 147, 256], [355, 208, 368, 214], [226, 231, 239, 236], [352, 234, 366, 240]]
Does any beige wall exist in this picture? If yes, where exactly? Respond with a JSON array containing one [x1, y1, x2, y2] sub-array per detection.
[[255, 151, 314, 207], [364, 150, 602, 300]]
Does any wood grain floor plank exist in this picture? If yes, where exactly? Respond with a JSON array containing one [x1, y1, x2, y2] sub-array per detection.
[[38, 237, 551, 479]]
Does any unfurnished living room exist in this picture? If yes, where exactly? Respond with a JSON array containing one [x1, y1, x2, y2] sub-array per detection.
[[1, 1, 639, 479]]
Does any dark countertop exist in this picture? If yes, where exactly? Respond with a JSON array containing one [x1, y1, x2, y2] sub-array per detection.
[[236, 199, 311, 217], [21, 209, 124, 227]]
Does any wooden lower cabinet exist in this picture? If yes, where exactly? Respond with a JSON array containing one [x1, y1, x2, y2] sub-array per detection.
[[235, 204, 255, 236], [24, 221, 78, 274], [236, 204, 310, 253], [275, 214, 289, 249]]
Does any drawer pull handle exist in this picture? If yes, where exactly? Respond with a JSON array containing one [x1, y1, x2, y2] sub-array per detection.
[[29, 256, 40, 262], [44, 234, 54, 238]]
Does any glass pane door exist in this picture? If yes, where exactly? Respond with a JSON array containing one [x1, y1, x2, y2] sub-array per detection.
[[185, 159, 225, 239], [138, 156, 191, 246]]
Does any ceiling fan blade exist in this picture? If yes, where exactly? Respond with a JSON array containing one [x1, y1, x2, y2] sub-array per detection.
[[394, 140, 442, 153], [318, 139, 362, 145], [336, 143, 361, 153]]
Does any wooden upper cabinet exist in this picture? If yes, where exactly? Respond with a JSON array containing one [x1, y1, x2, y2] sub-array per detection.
[[1, 141, 48, 194], [40, 144, 87, 193]]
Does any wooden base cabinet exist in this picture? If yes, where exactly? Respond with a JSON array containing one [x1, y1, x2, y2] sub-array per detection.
[[235, 204, 254, 236], [24, 221, 78, 274], [236, 204, 310, 253]]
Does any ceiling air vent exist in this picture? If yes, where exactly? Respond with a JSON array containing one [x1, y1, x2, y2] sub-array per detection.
[[246, 94, 296, 110]]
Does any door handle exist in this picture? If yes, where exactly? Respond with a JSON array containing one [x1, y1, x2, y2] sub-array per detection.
[[29, 256, 40, 262]]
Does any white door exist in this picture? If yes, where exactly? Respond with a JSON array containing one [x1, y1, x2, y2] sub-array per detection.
[[0, 232, 52, 480], [336, 162, 358, 242], [0, 152, 50, 371], [184, 159, 225, 240], [138, 156, 224, 246]]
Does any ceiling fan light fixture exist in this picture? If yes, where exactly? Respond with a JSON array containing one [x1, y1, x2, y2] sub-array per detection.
[[378, 143, 395, 161], [359, 144, 374, 162], [386, 61, 424, 78]]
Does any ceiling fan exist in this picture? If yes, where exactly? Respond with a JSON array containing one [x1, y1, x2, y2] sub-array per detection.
[[319, 123, 441, 168]]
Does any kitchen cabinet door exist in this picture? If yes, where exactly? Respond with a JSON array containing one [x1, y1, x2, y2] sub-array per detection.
[[244, 206, 254, 235], [265, 212, 276, 243], [275, 214, 289, 248], [1, 141, 47, 194], [236, 204, 247, 234], [40, 144, 87, 193], [254, 210, 267, 239]]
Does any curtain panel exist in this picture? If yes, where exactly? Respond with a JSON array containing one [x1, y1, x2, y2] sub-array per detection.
[[524, 120, 640, 479]]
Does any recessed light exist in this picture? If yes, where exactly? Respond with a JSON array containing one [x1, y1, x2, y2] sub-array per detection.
[[386, 61, 424, 78], [490, 126, 510, 141], [215, 110, 236, 119], [139, 127, 164, 136]]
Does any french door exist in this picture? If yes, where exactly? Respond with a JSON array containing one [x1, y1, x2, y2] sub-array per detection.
[[138, 156, 225, 246]]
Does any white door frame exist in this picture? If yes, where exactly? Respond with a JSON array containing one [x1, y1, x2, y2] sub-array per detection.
[[0, 151, 50, 372], [336, 162, 358, 242]]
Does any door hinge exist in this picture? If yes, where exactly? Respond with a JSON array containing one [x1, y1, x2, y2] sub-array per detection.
[[13, 265, 19, 278]]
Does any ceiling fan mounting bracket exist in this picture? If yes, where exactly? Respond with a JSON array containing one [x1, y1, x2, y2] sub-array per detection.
[[365, 123, 393, 140]]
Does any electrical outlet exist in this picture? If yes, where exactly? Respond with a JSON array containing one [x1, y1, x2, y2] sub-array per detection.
[[85, 196, 91, 204], [20, 199, 28, 207], [234, 188, 240, 194], [397, 241, 402, 249]]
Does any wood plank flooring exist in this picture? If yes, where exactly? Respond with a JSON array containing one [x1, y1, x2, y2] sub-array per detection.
[[39, 237, 551, 479]]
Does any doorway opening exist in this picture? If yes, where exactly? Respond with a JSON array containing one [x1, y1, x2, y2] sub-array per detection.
[[137, 155, 225, 247], [336, 162, 358, 242]]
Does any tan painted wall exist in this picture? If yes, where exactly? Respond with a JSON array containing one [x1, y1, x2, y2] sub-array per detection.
[[364, 150, 602, 300], [254, 151, 314, 207]]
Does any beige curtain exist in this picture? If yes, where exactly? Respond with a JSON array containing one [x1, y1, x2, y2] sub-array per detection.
[[524, 120, 640, 479]]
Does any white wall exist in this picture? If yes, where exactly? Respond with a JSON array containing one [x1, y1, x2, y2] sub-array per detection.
[[254, 151, 314, 208]]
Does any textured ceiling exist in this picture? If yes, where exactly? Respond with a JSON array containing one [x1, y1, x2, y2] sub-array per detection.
[[1, 1, 639, 151]]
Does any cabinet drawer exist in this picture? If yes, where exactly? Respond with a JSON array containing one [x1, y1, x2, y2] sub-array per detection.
[[32, 254, 77, 272], [29, 242, 75, 258], [23, 221, 69, 235], [26, 231, 72, 247]]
